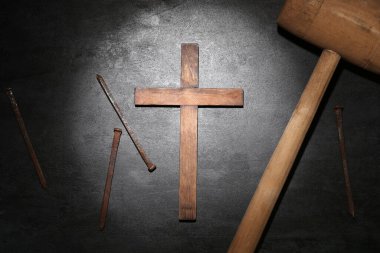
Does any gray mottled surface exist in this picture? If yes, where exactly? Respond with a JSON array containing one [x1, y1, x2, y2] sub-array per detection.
[[1, 0, 379, 252]]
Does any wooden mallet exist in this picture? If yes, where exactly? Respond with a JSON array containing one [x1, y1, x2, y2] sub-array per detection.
[[229, 0, 380, 252]]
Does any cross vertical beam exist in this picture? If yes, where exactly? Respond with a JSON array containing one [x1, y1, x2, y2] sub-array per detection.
[[179, 43, 199, 220]]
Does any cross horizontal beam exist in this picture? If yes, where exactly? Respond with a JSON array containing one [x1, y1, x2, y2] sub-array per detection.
[[135, 88, 244, 106]]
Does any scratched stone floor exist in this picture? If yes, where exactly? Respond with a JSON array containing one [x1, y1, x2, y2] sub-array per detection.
[[0, 0, 379, 252]]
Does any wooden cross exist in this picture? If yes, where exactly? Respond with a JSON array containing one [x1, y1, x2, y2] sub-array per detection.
[[135, 43, 244, 220]]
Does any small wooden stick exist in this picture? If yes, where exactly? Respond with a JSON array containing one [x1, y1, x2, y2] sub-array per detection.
[[5, 88, 47, 189], [96, 75, 156, 172], [334, 105, 355, 217], [99, 128, 122, 231]]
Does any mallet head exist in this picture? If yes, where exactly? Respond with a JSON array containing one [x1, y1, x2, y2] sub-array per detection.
[[277, 0, 380, 74]]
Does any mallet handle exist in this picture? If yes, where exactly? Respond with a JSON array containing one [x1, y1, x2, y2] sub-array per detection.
[[99, 128, 122, 231], [5, 88, 47, 189], [228, 50, 340, 253], [96, 75, 156, 172], [334, 106, 355, 217]]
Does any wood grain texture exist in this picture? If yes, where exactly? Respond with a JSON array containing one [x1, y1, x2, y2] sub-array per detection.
[[179, 105, 198, 220], [179, 43, 198, 220], [181, 43, 199, 87], [278, 0, 380, 74], [228, 50, 341, 253], [135, 88, 243, 106]]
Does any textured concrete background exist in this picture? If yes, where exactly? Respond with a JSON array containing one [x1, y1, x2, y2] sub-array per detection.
[[1, 0, 379, 252]]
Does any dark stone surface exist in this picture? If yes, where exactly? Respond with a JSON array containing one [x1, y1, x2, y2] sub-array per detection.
[[0, 0, 379, 252]]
